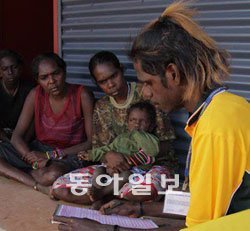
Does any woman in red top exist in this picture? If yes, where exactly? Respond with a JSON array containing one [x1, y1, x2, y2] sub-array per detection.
[[0, 53, 94, 193]]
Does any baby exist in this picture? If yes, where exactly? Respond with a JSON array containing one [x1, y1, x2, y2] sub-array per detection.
[[78, 101, 159, 202]]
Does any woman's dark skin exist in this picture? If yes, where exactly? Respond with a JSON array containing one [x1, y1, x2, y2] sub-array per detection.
[[52, 55, 172, 203], [0, 57, 94, 194]]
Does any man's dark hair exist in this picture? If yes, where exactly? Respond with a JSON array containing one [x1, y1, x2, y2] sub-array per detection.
[[129, 1, 230, 101]]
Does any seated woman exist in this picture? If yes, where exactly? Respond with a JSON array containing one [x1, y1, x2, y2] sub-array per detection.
[[52, 51, 177, 203], [0, 49, 33, 141], [56, 1, 250, 230], [0, 52, 94, 193], [77, 101, 160, 204]]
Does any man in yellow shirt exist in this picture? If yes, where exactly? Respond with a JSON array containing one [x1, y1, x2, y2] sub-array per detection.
[[130, 2, 250, 226], [185, 91, 250, 226], [57, 1, 250, 230], [101, 0, 250, 227]]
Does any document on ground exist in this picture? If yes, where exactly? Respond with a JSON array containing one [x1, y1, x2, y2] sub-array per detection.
[[53, 204, 158, 229]]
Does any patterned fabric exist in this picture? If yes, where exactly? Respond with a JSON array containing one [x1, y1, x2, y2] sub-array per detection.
[[0, 140, 52, 171], [127, 148, 156, 167], [92, 82, 176, 167], [89, 130, 159, 165], [93, 82, 175, 147], [34, 84, 86, 149], [120, 165, 172, 200], [52, 165, 172, 201], [52, 165, 98, 190]]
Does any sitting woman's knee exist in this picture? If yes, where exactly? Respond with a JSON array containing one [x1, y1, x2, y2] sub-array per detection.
[[52, 188, 70, 200], [38, 168, 64, 186]]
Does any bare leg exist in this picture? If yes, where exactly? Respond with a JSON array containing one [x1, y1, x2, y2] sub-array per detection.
[[122, 166, 170, 202], [31, 161, 70, 186], [52, 187, 92, 204], [89, 170, 130, 203], [36, 184, 51, 195], [123, 191, 156, 202], [0, 158, 50, 195], [91, 166, 106, 189], [122, 175, 158, 202], [0, 158, 35, 187]]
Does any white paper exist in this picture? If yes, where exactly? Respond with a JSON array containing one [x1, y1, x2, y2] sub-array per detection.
[[163, 191, 190, 216], [54, 205, 158, 229]]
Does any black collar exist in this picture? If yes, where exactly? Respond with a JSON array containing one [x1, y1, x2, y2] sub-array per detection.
[[186, 86, 225, 126]]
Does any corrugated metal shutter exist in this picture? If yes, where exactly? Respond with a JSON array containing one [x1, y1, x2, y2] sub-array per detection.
[[58, 0, 250, 177]]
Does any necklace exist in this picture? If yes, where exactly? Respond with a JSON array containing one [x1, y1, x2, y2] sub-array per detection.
[[109, 82, 134, 108], [1, 80, 20, 96]]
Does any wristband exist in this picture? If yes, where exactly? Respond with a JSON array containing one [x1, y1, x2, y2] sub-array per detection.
[[46, 148, 64, 160], [45, 151, 50, 159], [32, 161, 38, 169], [56, 148, 64, 159]]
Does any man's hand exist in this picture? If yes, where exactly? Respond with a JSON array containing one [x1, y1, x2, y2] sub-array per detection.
[[100, 199, 140, 218], [104, 151, 130, 173], [56, 216, 113, 231]]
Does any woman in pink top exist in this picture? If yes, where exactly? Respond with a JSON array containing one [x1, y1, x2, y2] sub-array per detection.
[[0, 53, 94, 194]]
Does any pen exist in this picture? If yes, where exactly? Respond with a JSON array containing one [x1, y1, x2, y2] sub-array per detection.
[[51, 219, 67, 225]]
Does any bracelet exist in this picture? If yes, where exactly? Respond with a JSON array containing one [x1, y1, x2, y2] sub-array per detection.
[[32, 161, 38, 169], [125, 156, 132, 165], [45, 151, 50, 159], [139, 202, 144, 217], [56, 148, 64, 159], [46, 148, 64, 160], [128, 156, 138, 166]]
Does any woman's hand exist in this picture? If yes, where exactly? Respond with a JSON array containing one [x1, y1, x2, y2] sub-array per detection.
[[77, 151, 89, 161], [104, 151, 130, 173], [100, 199, 140, 218], [37, 159, 49, 169], [23, 151, 47, 165]]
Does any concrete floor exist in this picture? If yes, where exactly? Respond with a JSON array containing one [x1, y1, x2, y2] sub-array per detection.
[[0, 176, 60, 231]]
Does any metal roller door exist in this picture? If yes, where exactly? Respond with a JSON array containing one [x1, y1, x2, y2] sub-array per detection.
[[57, 0, 250, 177]]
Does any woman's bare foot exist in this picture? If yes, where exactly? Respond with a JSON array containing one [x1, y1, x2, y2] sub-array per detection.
[[36, 183, 50, 195]]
